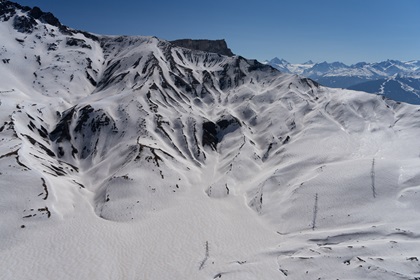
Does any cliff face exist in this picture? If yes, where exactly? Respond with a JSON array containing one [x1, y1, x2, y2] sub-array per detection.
[[170, 39, 234, 57]]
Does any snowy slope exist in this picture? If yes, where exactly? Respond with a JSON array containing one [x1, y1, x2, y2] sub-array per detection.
[[2, 2, 420, 279]]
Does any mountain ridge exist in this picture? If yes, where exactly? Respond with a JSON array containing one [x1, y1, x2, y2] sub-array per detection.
[[170, 38, 235, 57]]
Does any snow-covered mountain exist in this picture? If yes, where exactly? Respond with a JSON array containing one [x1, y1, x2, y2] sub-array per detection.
[[3, 2, 420, 279], [266, 57, 420, 104], [348, 75, 420, 105]]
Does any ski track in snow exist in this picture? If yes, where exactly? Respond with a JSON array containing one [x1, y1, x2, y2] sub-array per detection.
[[2, 3, 420, 279]]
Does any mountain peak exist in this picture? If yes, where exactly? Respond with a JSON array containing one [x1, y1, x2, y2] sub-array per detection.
[[170, 39, 234, 57], [1, 1, 60, 25], [1, 1, 69, 34], [0, 1, 98, 40], [269, 57, 289, 65]]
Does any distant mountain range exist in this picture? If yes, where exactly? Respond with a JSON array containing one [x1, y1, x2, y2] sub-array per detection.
[[265, 58, 420, 104]]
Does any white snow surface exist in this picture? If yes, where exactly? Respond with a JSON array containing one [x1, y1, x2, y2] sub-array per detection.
[[2, 8, 420, 280]]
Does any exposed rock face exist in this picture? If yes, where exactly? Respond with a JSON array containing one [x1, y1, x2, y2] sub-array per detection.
[[202, 115, 241, 150], [170, 39, 234, 57], [2, 1, 64, 32], [28, 6, 61, 27], [13, 14, 36, 33]]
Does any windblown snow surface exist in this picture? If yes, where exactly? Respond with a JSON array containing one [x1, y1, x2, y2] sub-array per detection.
[[2, 4, 420, 280]]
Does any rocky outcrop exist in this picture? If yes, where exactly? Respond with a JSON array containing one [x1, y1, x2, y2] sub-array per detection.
[[170, 39, 234, 57], [202, 115, 241, 150], [1, 1, 66, 33], [28, 6, 61, 27], [1, 1, 97, 38]]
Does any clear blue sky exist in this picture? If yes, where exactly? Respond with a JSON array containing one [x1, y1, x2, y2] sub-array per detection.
[[16, 0, 420, 64]]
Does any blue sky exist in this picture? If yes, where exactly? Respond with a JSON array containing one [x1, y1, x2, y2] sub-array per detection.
[[16, 0, 420, 64]]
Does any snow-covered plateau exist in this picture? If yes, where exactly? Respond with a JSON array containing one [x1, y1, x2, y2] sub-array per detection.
[[2, 2, 420, 279]]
